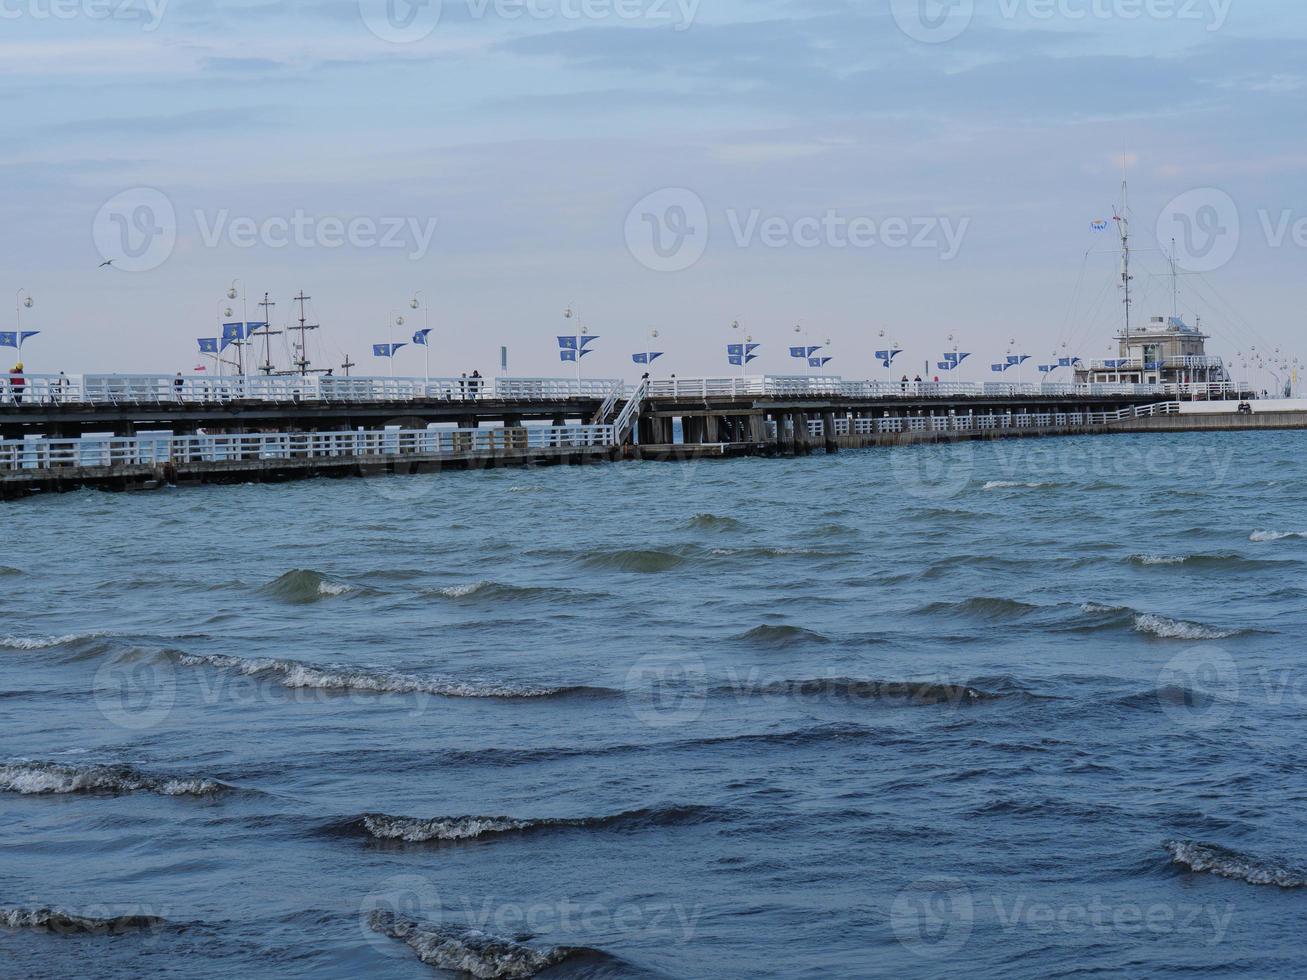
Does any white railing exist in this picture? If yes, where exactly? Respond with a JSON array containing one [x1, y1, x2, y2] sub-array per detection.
[[646, 376, 1243, 402], [0, 372, 1248, 409], [590, 380, 626, 425], [793, 402, 1181, 439], [0, 374, 626, 407], [612, 379, 649, 444], [0, 424, 617, 473]]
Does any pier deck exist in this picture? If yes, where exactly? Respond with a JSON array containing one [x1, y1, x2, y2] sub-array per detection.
[[0, 373, 1275, 497]]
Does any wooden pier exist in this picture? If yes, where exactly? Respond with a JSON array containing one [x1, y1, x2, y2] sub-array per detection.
[[0, 373, 1281, 497]]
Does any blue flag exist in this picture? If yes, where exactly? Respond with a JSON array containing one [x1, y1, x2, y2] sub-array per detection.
[[0, 332, 15, 348], [1057, 356, 1080, 368], [198, 338, 219, 354], [413, 329, 432, 346], [809, 357, 832, 368], [991, 363, 1007, 373], [633, 352, 664, 365], [19, 331, 38, 346], [222, 323, 246, 342], [373, 343, 407, 358]]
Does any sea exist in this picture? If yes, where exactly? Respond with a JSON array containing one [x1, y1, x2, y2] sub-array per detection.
[[2, 429, 1306, 978]]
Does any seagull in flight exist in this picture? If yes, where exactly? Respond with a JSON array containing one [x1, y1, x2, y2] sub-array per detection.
[[98, 259, 115, 268]]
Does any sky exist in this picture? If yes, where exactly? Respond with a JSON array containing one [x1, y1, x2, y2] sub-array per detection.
[[3, 0, 1306, 382]]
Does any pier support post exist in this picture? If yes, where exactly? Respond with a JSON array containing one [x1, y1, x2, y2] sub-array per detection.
[[703, 416, 720, 444], [821, 411, 838, 454]]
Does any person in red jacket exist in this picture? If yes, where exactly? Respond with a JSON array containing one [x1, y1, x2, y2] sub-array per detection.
[[9, 363, 25, 406]]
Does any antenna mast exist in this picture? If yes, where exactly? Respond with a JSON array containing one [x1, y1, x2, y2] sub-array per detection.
[[1113, 179, 1132, 337], [292, 291, 319, 376]]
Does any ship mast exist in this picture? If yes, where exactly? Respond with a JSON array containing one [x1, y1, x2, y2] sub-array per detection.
[[251, 292, 282, 375], [292, 291, 319, 376]]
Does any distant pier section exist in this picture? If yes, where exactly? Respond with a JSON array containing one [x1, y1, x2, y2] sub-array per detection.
[[0, 372, 1286, 496]]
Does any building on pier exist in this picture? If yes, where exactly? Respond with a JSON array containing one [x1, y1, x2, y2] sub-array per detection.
[[1075, 316, 1231, 387]]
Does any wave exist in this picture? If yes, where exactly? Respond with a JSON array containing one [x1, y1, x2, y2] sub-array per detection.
[[0, 566, 19, 576], [1113, 686, 1227, 712], [981, 480, 1060, 490], [1133, 614, 1238, 640], [344, 804, 722, 844], [581, 548, 687, 573], [0, 632, 106, 651], [684, 513, 742, 531], [0, 907, 168, 934], [743, 678, 1002, 706], [168, 651, 611, 701], [917, 597, 1042, 621], [1077, 603, 1243, 640], [1127, 552, 1293, 570], [734, 625, 831, 647], [1128, 554, 1188, 566], [1164, 840, 1307, 888], [260, 569, 359, 603], [428, 581, 551, 601], [1250, 530, 1307, 542], [368, 912, 605, 978], [0, 761, 230, 797]]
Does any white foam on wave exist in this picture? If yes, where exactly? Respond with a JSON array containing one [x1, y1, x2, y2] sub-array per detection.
[[316, 581, 355, 597], [362, 813, 536, 842], [0, 632, 103, 651], [368, 912, 586, 978], [174, 651, 560, 699], [1080, 603, 1238, 640], [0, 761, 225, 797], [1133, 614, 1236, 641], [0, 907, 168, 933], [1250, 530, 1307, 542], [438, 582, 490, 598], [1131, 554, 1187, 565], [1165, 840, 1307, 888], [982, 480, 1056, 490]]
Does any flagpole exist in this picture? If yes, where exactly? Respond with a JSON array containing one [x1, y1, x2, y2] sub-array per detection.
[[227, 280, 248, 380], [411, 292, 429, 383]]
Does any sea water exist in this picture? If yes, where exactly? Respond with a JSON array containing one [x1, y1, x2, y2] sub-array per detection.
[[2, 430, 1306, 978]]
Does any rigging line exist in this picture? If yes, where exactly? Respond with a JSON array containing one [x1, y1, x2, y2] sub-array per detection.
[[1056, 248, 1094, 349]]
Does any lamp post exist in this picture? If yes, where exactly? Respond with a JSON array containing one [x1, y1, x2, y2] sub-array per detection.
[[14, 291, 32, 368], [731, 319, 748, 382], [226, 280, 249, 377], [410, 291, 430, 382], [390, 312, 406, 380], [564, 306, 585, 389]]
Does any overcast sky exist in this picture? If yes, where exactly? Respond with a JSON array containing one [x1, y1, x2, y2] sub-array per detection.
[[3, 0, 1304, 380]]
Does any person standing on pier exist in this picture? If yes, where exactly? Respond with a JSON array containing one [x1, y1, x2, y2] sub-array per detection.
[[173, 372, 185, 402], [9, 363, 25, 406], [470, 370, 483, 401]]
